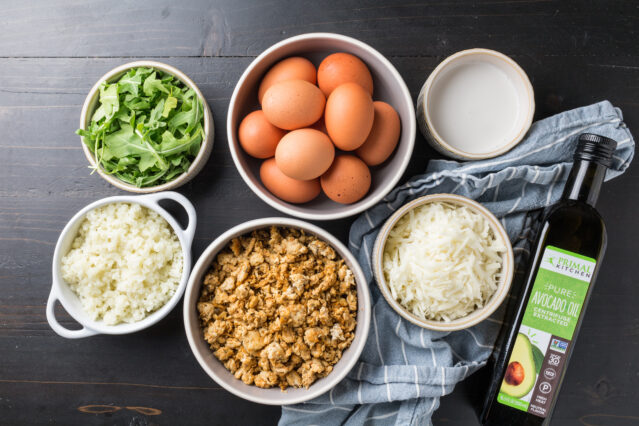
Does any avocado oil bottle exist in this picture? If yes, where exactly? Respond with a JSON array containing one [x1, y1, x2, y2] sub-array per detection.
[[481, 134, 618, 425]]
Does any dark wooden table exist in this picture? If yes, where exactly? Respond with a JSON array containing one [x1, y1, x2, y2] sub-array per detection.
[[1, 1, 638, 425]]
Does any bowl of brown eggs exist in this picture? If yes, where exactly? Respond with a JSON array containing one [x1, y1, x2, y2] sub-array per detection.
[[227, 33, 416, 220]]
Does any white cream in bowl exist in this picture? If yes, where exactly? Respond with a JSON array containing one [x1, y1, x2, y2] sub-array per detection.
[[417, 49, 535, 160]]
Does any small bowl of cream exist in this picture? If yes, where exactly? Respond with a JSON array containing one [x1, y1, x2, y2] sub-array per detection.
[[417, 48, 534, 160]]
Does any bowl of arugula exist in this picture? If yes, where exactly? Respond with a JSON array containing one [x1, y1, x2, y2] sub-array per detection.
[[78, 61, 214, 192]]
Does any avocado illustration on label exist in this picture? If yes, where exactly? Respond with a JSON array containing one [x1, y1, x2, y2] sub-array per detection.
[[501, 334, 536, 398], [531, 343, 544, 374]]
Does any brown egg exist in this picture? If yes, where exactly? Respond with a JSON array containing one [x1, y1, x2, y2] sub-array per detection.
[[275, 129, 335, 180], [260, 158, 321, 203], [317, 52, 374, 96], [321, 155, 371, 204], [325, 83, 374, 151], [262, 80, 326, 130], [355, 101, 401, 166], [238, 110, 287, 159], [258, 57, 317, 103]]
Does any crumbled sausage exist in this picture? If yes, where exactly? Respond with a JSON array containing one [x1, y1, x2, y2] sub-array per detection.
[[243, 330, 267, 353], [254, 371, 278, 388], [286, 370, 302, 387], [197, 226, 357, 390]]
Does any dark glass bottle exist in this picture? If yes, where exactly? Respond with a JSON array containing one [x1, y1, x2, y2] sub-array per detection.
[[481, 134, 617, 425]]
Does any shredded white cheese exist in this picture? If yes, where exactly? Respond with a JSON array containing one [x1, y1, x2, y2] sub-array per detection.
[[382, 202, 506, 322]]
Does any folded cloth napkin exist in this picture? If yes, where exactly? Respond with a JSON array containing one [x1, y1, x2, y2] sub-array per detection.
[[279, 101, 634, 426]]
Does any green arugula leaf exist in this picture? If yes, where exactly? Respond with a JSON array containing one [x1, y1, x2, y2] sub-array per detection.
[[147, 98, 166, 131], [162, 96, 178, 118], [169, 155, 183, 166], [118, 69, 143, 96], [99, 83, 119, 118], [101, 145, 115, 162], [113, 105, 133, 123], [123, 95, 151, 111], [168, 97, 202, 135], [159, 124, 202, 155], [103, 124, 149, 157], [91, 104, 107, 123], [138, 152, 158, 172], [143, 71, 169, 97]]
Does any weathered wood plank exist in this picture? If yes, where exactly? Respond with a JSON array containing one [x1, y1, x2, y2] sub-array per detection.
[[1, 379, 280, 425], [0, 0, 637, 58]]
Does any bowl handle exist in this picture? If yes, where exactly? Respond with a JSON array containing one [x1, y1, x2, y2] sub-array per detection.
[[143, 191, 197, 246], [46, 290, 98, 339]]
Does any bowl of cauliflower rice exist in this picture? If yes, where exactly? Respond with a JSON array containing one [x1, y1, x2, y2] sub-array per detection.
[[47, 191, 196, 338]]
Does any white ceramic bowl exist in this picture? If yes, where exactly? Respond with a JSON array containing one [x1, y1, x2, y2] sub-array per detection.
[[183, 217, 371, 405], [417, 48, 534, 160], [79, 60, 214, 193], [47, 191, 196, 338], [372, 194, 514, 331], [227, 33, 416, 221]]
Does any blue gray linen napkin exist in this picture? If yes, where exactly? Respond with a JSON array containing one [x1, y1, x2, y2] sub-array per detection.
[[280, 101, 635, 426]]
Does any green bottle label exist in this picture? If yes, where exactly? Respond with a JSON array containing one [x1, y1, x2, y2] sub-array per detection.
[[497, 246, 596, 418]]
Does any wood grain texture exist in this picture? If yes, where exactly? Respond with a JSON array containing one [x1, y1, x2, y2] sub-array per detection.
[[1, 1, 638, 425], [0, 0, 637, 58]]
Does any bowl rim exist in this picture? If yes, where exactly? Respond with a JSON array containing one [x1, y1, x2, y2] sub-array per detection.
[[183, 217, 372, 405], [47, 191, 196, 338], [226, 32, 416, 221], [372, 193, 514, 331], [79, 60, 214, 193], [420, 48, 535, 160]]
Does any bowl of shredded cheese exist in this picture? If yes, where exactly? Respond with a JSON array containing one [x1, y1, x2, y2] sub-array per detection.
[[373, 193, 514, 331]]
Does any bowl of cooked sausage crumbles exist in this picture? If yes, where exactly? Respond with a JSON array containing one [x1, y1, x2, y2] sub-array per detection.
[[183, 218, 371, 405]]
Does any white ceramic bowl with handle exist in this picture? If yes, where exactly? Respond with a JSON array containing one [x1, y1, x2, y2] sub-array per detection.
[[227, 33, 416, 220], [183, 217, 371, 405], [47, 191, 196, 338]]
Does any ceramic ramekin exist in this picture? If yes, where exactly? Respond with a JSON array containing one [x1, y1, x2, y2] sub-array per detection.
[[183, 217, 371, 405], [416, 48, 535, 160], [47, 191, 196, 338], [227, 33, 416, 221], [373, 194, 514, 331], [79, 60, 214, 193]]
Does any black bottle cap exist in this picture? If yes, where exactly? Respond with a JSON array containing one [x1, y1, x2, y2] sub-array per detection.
[[575, 133, 617, 168]]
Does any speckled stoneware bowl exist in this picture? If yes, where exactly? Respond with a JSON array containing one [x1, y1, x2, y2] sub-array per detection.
[[227, 33, 416, 221], [79, 60, 214, 193], [183, 217, 371, 405], [372, 193, 514, 331], [47, 192, 196, 338]]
